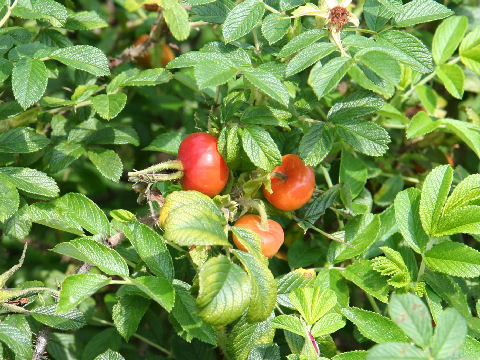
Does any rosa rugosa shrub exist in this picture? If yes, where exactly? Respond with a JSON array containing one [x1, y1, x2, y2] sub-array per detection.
[[1, 0, 480, 359]]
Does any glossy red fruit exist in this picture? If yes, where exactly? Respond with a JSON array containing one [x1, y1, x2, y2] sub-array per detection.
[[263, 154, 315, 211], [233, 214, 284, 258], [178, 133, 229, 197]]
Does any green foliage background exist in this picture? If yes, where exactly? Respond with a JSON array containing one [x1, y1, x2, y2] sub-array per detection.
[[1, 0, 480, 359]]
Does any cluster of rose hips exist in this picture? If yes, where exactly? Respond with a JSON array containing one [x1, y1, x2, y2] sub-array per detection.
[[172, 132, 316, 258]]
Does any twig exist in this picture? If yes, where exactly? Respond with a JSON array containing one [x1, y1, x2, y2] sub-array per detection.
[[0, 0, 18, 28], [109, 12, 164, 69]]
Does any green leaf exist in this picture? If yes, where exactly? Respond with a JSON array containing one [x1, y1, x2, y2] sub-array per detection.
[[310, 313, 346, 337], [286, 42, 336, 78], [297, 185, 339, 230], [388, 293, 432, 347], [394, 188, 429, 254], [462, 336, 480, 360], [415, 86, 437, 114], [432, 16, 468, 65], [65, 11, 108, 30], [0, 322, 33, 359], [112, 295, 150, 342], [58, 273, 111, 313], [247, 344, 280, 360], [240, 105, 291, 128], [242, 125, 282, 171], [364, 0, 396, 32], [341, 307, 409, 343], [92, 93, 127, 120], [460, 25, 480, 75], [31, 305, 86, 331], [341, 260, 389, 303], [81, 328, 121, 360], [328, 90, 385, 123], [271, 314, 305, 336], [94, 350, 125, 360], [333, 214, 380, 263], [0, 173, 19, 222], [119, 68, 172, 87], [374, 176, 404, 207], [87, 148, 123, 182], [333, 351, 368, 360], [0, 167, 58, 199], [308, 57, 354, 100], [162, 0, 190, 40], [261, 13, 290, 45], [222, 0, 264, 43], [4, 202, 31, 240], [52, 237, 129, 277], [131, 275, 175, 312], [393, 0, 453, 27], [430, 308, 467, 359], [407, 111, 439, 139], [442, 119, 480, 159], [27, 201, 84, 235], [436, 64, 464, 99], [171, 282, 217, 345], [444, 174, 480, 212], [367, 343, 427, 360], [376, 31, 433, 74], [233, 250, 277, 323], [298, 123, 334, 167], [12, 57, 48, 109], [339, 151, 368, 199], [144, 132, 185, 155], [348, 64, 395, 98], [113, 220, 174, 281], [46, 141, 85, 173], [231, 227, 264, 262], [218, 126, 243, 168], [0, 127, 49, 154], [160, 190, 229, 247], [194, 59, 237, 88], [334, 119, 390, 157], [419, 165, 453, 236], [13, 0, 68, 27], [357, 49, 401, 86], [243, 68, 290, 106], [227, 313, 275, 360], [57, 193, 110, 236], [278, 29, 326, 58], [0, 58, 13, 83], [196, 256, 251, 326], [191, 0, 235, 24], [289, 287, 336, 325], [425, 241, 480, 278], [50, 45, 110, 76]]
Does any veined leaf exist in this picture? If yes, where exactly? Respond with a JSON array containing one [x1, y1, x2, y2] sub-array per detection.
[[222, 0, 264, 43], [425, 241, 480, 278], [342, 307, 409, 343], [196, 256, 251, 326]]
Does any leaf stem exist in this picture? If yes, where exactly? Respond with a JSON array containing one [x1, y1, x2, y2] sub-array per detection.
[[292, 215, 354, 248], [404, 56, 461, 98], [0, 0, 18, 28], [366, 293, 381, 314], [321, 166, 333, 188]]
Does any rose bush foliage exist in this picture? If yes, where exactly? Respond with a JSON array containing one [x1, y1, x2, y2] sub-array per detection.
[[1, 0, 480, 359]]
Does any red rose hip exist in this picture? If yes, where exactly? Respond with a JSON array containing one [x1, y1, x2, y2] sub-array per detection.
[[177, 133, 229, 197], [263, 154, 315, 211]]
